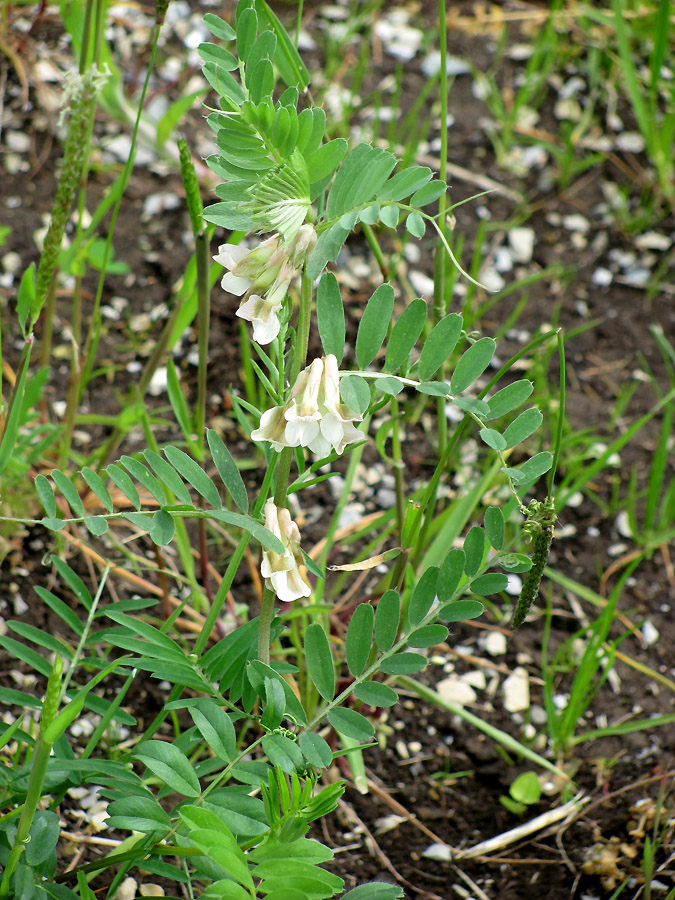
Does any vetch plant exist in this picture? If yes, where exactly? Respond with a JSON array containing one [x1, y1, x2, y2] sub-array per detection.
[[0, 2, 563, 897]]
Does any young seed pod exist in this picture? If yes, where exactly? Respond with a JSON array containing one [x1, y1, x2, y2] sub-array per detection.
[[511, 520, 554, 631]]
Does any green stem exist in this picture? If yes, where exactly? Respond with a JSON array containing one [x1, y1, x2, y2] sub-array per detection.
[[0, 659, 63, 899], [389, 397, 406, 541], [257, 271, 313, 663], [194, 229, 211, 459]]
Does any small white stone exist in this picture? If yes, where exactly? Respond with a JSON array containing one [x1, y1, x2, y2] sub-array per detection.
[[494, 246, 514, 273], [461, 670, 486, 690], [140, 886, 165, 897], [530, 704, 548, 725], [553, 693, 568, 710], [592, 267, 613, 286], [616, 131, 645, 152], [508, 227, 535, 263], [502, 667, 530, 713], [554, 97, 582, 121], [615, 510, 633, 538], [148, 367, 168, 396], [505, 574, 522, 596], [479, 265, 505, 292], [421, 51, 469, 77], [395, 740, 409, 759], [423, 843, 452, 862], [436, 676, 477, 707], [635, 231, 671, 251], [409, 270, 435, 297], [642, 620, 659, 646], [116, 877, 138, 900], [561, 213, 590, 233], [374, 814, 407, 834], [12, 595, 28, 615], [623, 266, 651, 286], [483, 631, 507, 656], [408, 740, 423, 754]]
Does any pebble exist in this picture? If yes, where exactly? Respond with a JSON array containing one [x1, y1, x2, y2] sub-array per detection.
[[635, 231, 671, 251], [502, 667, 530, 712], [508, 227, 535, 263], [479, 265, 506, 292], [409, 270, 434, 297], [116, 877, 137, 900], [615, 131, 645, 152], [436, 676, 477, 707], [461, 670, 486, 690], [374, 815, 407, 834], [148, 367, 168, 396], [482, 631, 507, 656], [592, 267, 613, 286], [615, 510, 633, 538], [642, 620, 659, 646], [623, 266, 651, 286], [561, 213, 590, 233], [505, 574, 522, 596], [423, 843, 452, 862], [421, 52, 470, 78]]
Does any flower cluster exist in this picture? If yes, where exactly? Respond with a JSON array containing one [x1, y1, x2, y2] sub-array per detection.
[[213, 225, 316, 346], [252, 355, 362, 457], [261, 501, 311, 603]]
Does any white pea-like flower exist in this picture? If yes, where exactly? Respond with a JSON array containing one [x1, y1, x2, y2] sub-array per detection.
[[261, 501, 311, 603], [251, 355, 363, 457], [213, 226, 316, 345]]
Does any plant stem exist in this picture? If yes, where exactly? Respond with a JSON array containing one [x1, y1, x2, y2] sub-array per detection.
[[257, 271, 314, 663]]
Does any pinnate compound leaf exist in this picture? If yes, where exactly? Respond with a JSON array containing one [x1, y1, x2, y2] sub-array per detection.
[[304, 624, 335, 701], [340, 374, 370, 416], [106, 463, 140, 511], [470, 573, 509, 596], [407, 624, 449, 648], [345, 603, 374, 676], [486, 379, 534, 420], [327, 707, 374, 741], [203, 13, 236, 41], [502, 408, 543, 449], [437, 599, 484, 622], [25, 811, 59, 867], [408, 566, 439, 626], [326, 144, 396, 220], [106, 796, 170, 835], [410, 180, 447, 207], [305, 138, 348, 183], [450, 337, 495, 394], [84, 516, 108, 536], [81, 466, 113, 513], [261, 733, 304, 773], [374, 590, 400, 651], [317, 272, 345, 364], [355, 283, 395, 369], [379, 652, 427, 675], [164, 446, 222, 509], [405, 212, 425, 238], [437, 547, 465, 602], [416, 381, 450, 396], [503, 451, 553, 484], [120, 456, 165, 506], [379, 166, 432, 201], [35, 474, 57, 518], [255, 0, 310, 91], [198, 42, 238, 70], [463, 526, 486, 577], [298, 732, 333, 768], [342, 885, 404, 900], [236, 7, 257, 62], [51, 470, 83, 517], [479, 428, 506, 451], [34, 586, 83, 636], [136, 740, 200, 797], [484, 506, 505, 550], [384, 298, 427, 372], [418, 313, 463, 381], [143, 449, 192, 505], [207, 430, 248, 512], [51, 556, 92, 609], [306, 220, 350, 280], [379, 205, 399, 228], [354, 681, 398, 707]]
